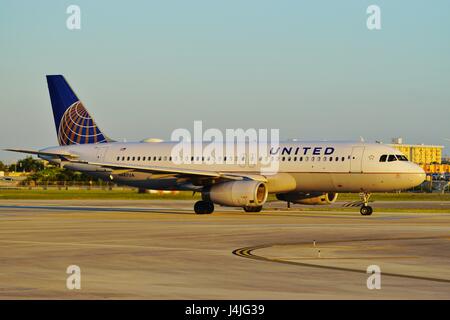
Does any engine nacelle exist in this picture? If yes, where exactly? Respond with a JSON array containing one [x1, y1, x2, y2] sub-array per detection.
[[205, 181, 268, 207], [276, 192, 338, 205]]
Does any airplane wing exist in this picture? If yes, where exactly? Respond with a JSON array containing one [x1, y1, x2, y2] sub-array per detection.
[[4, 148, 79, 159], [4, 148, 267, 182], [72, 160, 268, 182]]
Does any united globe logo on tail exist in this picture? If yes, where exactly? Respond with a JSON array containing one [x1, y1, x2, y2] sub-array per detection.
[[47, 75, 111, 146], [58, 101, 107, 145]]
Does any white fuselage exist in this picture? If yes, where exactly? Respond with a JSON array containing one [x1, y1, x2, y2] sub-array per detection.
[[41, 141, 426, 194]]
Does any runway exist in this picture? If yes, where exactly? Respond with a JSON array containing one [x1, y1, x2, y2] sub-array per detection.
[[0, 200, 449, 299]]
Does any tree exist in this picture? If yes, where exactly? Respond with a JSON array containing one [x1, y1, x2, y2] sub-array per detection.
[[0, 161, 6, 172], [13, 157, 44, 172], [25, 166, 93, 183]]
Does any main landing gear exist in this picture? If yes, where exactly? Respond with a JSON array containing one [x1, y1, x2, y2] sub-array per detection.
[[194, 200, 214, 214], [359, 192, 373, 216], [193, 201, 263, 214], [243, 206, 263, 213]]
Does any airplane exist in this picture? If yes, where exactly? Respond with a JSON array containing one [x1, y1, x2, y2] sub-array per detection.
[[5, 75, 426, 215]]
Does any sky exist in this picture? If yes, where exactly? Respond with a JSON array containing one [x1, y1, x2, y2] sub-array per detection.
[[1, 0, 449, 162]]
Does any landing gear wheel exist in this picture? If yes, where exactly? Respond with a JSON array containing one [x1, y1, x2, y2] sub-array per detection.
[[359, 192, 373, 216], [360, 205, 373, 216], [243, 206, 263, 213], [194, 201, 214, 214]]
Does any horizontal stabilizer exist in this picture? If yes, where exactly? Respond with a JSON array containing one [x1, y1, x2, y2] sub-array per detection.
[[4, 148, 79, 159]]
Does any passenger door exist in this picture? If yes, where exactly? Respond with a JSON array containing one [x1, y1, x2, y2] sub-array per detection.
[[350, 146, 365, 173], [95, 146, 109, 162]]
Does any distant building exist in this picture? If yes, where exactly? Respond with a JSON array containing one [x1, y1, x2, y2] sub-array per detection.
[[389, 138, 447, 173]]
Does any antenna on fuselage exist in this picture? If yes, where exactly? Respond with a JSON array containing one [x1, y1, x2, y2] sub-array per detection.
[[359, 136, 365, 142]]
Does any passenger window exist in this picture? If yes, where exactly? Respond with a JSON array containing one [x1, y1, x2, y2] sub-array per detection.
[[116, 156, 120, 161], [305, 157, 309, 162], [341, 157, 344, 161], [299, 157, 303, 161], [127, 156, 130, 161], [122, 156, 125, 161], [379, 155, 387, 162], [388, 155, 397, 162], [132, 157, 135, 161], [311, 157, 315, 162]]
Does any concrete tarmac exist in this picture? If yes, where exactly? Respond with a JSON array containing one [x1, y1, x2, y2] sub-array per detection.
[[0, 200, 449, 299]]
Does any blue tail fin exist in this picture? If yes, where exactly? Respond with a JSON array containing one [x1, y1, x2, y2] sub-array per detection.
[[46, 75, 110, 145]]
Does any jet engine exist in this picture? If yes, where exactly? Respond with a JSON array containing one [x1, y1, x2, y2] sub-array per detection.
[[205, 181, 268, 207], [276, 192, 338, 205]]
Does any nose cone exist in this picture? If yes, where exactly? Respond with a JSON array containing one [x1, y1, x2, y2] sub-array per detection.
[[408, 164, 426, 187]]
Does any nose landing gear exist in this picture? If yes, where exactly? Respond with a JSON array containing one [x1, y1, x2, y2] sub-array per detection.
[[360, 205, 373, 215], [359, 192, 373, 216]]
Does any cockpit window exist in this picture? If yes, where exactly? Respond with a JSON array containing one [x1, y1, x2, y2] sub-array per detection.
[[388, 155, 397, 162], [380, 154, 408, 162]]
